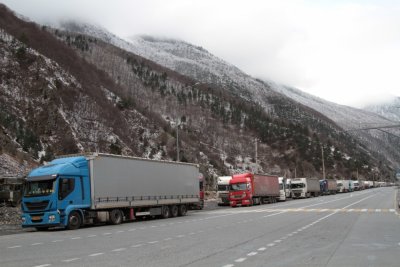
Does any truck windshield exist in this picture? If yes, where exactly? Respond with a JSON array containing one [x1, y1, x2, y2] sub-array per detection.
[[24, 180, 56, 197], [230, 183, 247, 191], [218, 185, 229, 191], [291, 183, 305, 189]]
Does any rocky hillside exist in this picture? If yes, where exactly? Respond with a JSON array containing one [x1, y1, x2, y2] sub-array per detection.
[[54, 22, 399, 174], [0, 4, 395, 182]]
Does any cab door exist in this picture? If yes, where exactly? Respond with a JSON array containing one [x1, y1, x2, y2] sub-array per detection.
[[57, 177, 83, 210]]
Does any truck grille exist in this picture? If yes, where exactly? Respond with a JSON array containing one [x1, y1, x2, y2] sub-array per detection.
[[25, 201, 49, 211]]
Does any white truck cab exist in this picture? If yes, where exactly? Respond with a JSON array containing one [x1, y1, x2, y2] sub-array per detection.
[[217, 176, 232, 206]]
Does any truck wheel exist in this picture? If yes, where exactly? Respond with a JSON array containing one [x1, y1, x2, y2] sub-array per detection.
[[170, 205, 179, 217], [67, 211, 82, 230], [178, 205, 187, 216], [109, 209, 123, 225], [161, 206, 170, 219]]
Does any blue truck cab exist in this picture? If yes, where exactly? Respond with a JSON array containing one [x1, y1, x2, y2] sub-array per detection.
[[21, 156, 91, 230]]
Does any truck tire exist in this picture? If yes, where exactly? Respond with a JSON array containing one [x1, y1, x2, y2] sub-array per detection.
[[161, 206, 170, 219], [109, 209, 123, 225], [67, 211, 82, 230], [178, 205, 187, 216], [170, 205, 179, 217]]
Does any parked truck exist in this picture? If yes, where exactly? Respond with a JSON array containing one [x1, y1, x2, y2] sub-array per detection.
[[229, 173, 279, 207], [291, 178, 320, 198], [285, 178, 292, 198], [336, 179, 351, 193], [21, 153, 201, 230], [217, 176, 231, 206], [0, 176, 25, 206], [319, 179, 337, 195], [278, 177, 286, 201]]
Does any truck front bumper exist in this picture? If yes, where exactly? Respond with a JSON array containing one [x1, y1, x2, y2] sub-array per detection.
[[21, 211, 62, 228], [230, 199, 251, 207]]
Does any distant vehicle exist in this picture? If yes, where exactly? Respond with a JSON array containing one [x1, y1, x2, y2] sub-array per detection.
[[319, 179, 337, 195], [229, 173, 279, 207], [336, 179, 351, 193], [352, 180, 361, 191], [291, 178, 320, 198], [278, 177, 286, 201], [0, 176, 25, 207], [285, 178, 292, 198], [21, 153, 202, 230], [217, 176, 231, 206]]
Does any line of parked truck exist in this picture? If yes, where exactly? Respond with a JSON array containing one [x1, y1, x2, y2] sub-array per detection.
[[217, 173, 389, 207], [17, 153, 395, 230]]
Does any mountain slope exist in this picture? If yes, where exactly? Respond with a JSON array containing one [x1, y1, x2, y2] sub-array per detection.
[[47, 21, 395, 180], [55, 22, 399, 172]]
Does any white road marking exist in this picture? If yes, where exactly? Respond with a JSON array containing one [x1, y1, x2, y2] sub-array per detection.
[[222, 265, 234, 267], [131, 244, 143, 248], [376, 209, 381, 212], [116, 230, 125, 233], [177, 235, 185, 238], [31, 243, 43, 246], [112, 248, 126, 252], [148, 241, 159, 244], [347, 209, 354, 212], [103, 233, 112, 235], [150, 226, 157, 228], [189, 232, 196, 235], [89, 253, 104, 257], [128, 229, 136, 232], [71, 237, 81, 240], [267, 243, 275, 247], [62, 258, 80, 262], [164, 237, 172, 241], [247, 252, 258, 256], [235, 258, 247, 263], [361, 209, 367, 212], [389, 209, 395, 212], [33, 264, 51, 267], [87, 235, 97, 238], [139, 227, 146, 230], [258, 247, 266, 251], [8, 245, 21, 248], [52, 240, 63, 242], [274, 240, 282, 243]]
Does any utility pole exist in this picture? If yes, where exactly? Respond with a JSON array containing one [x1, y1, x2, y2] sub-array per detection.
[[176, 124, 179, 162], [255, 138, 258, 173], [321, 145, 326, 180]]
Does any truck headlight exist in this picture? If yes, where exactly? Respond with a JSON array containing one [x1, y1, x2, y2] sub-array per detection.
[[48, 215, 56, 222]]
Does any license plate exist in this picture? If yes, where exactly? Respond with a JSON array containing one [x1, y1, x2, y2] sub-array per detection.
[[31, 216, 41, 220]]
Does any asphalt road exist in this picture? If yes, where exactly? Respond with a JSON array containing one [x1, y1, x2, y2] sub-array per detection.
[[1, 187, 399, 267]]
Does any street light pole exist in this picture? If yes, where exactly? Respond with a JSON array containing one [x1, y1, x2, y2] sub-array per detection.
[[176, 123, 179, 162]]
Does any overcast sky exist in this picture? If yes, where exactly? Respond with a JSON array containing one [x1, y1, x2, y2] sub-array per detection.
[[2, 0, 399, 107]]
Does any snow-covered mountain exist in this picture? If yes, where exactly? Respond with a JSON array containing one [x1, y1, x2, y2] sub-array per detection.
[[363, 97, 400, 122], [55, 21, 400, 169]]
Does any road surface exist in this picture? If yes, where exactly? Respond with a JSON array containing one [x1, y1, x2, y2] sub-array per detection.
[[1, 187, 399, 267]]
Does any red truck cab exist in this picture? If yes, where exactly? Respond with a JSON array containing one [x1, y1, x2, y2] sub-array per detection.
[[229, 173, 253, 207]]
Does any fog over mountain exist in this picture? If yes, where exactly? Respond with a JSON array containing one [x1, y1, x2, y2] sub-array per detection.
[[1, 0, 400, 108]]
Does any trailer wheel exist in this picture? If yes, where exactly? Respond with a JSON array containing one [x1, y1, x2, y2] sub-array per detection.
[[170, 205, 179, 217], [109, 209, 123, 225], [161, 206, 170, 219], [178, 205, 187, 216], [67, 211, 82, 230]]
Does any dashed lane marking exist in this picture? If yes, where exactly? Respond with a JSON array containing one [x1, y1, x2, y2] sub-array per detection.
[[235, 258, 247, 263], [62, 258, 80, 263], [31, 243, 43, 246], [32, 264, 51, 267], [89, 253, 104, 257], [258, 247, 266, 251], [112, 248, 126, 252], [52, 240, 63, 242], [8, 245, 21, 248], [247, 252, 258, 256]]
